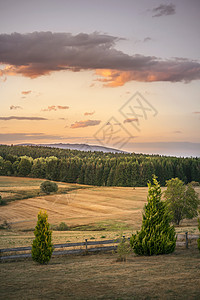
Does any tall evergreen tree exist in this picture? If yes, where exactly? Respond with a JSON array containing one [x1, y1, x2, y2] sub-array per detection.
[[130, 176, 176, 255], [107, 167, 115, 186], [113, 162, 126, 186], [102, 161, 110, 186], [32, 211, 53, 264], [95, 162, 104, 186]]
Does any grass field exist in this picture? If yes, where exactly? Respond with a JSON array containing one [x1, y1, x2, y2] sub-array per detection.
[[0, 176, 200, 300], [1, 247, 200, 300], [0, 176, 149, 231], [0, 176, 200, 248]]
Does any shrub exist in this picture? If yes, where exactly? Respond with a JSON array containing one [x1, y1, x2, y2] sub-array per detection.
[[0, 220, 11, 229], [40, 181, 58, 195], [32, 211, 53, 264], [0, 195, 7, 206], [116, 235, 132, 262], [130, 175, 176, 256], [190, 181, 200, 187], [56, 222, 69, 231]]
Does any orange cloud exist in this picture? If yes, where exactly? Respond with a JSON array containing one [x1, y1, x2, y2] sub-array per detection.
[[71, 119, 101, 129], [95, 69, 183, 87], [42, 105, 69, 111], [21, 90, 32, 95], [57, 106, 69, 110], [84, 111, 95, 116], [42, 106, 57, 112]]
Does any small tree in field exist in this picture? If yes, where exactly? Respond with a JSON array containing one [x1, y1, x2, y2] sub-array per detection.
[[116, 235, 132, 262], [40, 180, 58, 195], [130, 176, 176, 256], [32, 211, 53, 264], [164, 178, 200, 225]]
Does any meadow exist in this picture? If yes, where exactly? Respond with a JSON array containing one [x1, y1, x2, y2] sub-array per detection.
[[0, 176, 200, 299], [0, 176, 199, 247], [1, 247, 200, 299]]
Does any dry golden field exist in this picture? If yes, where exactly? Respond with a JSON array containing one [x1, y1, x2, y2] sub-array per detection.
[[0, 176, 148, 230], [0, 176, 199, 248]]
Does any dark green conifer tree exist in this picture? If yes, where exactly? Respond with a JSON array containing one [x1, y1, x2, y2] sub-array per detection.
[[130, 175, 176, 255], [32, 211, 53, 264], [107, 167, 115, 186]]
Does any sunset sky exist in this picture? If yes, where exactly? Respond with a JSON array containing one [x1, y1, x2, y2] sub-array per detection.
[[0, 0, 200, 156]]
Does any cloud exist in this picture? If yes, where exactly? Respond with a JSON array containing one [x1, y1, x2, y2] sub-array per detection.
[[143, 37, 152, 42], [42, 106, 57, 112], [42, 105, 69, 111], [152, 4, 176, 17], [123, 118, 138, 123], [0, 32, 200, 86], [70, 119, 101, 129], [0, 116, 48, 121], [0, 132, 63, 142], [10, 105, 22, 110], [57, 105, 69, 110], [84, 111, 95, 116], [21, 90, 31, 95], [95, 57, 200, 86], [173, 131, 182, 134]]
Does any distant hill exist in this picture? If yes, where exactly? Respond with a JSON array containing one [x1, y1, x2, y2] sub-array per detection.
[[16, 143, 127, 153]]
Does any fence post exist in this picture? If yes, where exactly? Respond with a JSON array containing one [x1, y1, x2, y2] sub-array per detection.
[[185, 232, 188, 249], [85, 239, 88, 251]]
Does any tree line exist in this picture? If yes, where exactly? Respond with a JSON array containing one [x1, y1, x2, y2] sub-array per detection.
[[0, 145, 199, 186]]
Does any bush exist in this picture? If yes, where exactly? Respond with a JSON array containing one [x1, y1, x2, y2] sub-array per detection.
[[0, 220, 11, 229], [32, 211, 53, 264], [130, 175, 176, 256], [0, 195, 7, 206], [56, 222, 69, 231], [116, 235, 132, 262], [40, 181, 58, 195], [190, 181, 200, 187]]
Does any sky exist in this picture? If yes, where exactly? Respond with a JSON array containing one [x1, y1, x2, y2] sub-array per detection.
[[0, 0, 200, 157]]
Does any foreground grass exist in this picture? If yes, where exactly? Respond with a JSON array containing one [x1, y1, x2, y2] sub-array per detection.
[[0, 247, 200, 300]]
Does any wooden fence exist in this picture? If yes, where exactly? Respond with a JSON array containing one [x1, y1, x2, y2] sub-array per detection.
[[0, 233, 199, 261], [0, 238, 120, 260]]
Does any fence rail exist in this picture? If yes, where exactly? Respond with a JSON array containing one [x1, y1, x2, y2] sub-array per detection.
[[0, 233, 199, 261], [0, 238, 120, 260]]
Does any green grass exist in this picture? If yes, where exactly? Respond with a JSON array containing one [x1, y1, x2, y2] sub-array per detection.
[[70, 221, 132, 232], [0, 247, 200, 299]]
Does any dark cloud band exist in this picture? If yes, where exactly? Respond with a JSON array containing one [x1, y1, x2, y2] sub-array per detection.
[[0, 116, 48, 121], [0, 32, 200, 86]]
